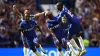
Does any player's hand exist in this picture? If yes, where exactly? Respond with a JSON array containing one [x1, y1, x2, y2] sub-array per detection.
[[13, 5, 16, 8], [13, 5, 17, 10]]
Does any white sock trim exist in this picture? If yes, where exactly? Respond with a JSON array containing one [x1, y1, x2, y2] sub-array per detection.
[[78, 36, 85, 50], [67, 42, 77, 55], [23, 47, 28, 56], [70, 38, 80, 50], [35, 51, 42, 56], [39, 45, 45, 53]]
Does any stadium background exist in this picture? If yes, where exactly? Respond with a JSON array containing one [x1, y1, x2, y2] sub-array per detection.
[[0, 0, 100, 56]]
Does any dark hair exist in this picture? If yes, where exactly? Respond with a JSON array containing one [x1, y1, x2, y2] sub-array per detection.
[[25, 9, 29, 11], [57, 2, 63, 7]]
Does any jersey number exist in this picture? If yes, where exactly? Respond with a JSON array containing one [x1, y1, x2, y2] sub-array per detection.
[[67, 10, 74, 18]]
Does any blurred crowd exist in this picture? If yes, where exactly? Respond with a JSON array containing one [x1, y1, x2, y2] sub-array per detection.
[[0, 0, 100, 47], [75, 0, 100, 47]]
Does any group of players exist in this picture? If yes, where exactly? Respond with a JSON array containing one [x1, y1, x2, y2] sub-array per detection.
[[13, 2, 86, 56]]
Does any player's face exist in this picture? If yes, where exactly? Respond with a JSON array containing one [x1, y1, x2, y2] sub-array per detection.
[[24, 10, 30, 21], [62, 17, 67, 23], [24, 14, 30, 21]]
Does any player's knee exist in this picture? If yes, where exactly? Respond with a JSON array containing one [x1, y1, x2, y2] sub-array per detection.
[[35, 43, 40, 48], [56, 43, 62, 51], [30, 47, 36, 52], [62, 44, 67, 49], [56, 42, 60, 46], [24, 44, 28, 48], [68, 36, 72, 40], [68, 35, 77, 40], [29, 42, 37, 52], [76, 33, 81, 37], [77, 31, 83, 37], [79, 31, 83, 36], [58, 47, 62, 51]]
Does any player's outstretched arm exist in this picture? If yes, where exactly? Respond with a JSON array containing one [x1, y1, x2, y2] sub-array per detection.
[[49, 29, 59, 43], [13, 5, 22, 18], [33, 12, 45, 20]]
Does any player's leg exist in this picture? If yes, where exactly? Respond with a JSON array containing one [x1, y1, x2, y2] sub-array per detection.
[[67, 41, 78, 56], [61, 38, 72, 56], [23, 44, 28, 56], [69, 26, 81, 51], [35, 43, 46, 54], [39, 44, 46, 54], [77, 33, 86, 56], [68, 36, 81, 56], [33, 38, 46, 54], [33, 48, 42, 56], [23, 43, 29, 56], [28, 40, 42, 56], [54, 38, 64, 56], [70, 35, 80, 50], [62, 38, 68, 51], [21, 36, 29, 56], [70, 25, 86, 56], [56, 42, 64, 56]]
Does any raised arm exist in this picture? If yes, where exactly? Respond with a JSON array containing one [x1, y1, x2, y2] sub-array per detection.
[[13, 5, 22, 18], [47, 17, 61, 24], [58, 7, 80, 24], [33, 12, 46, 20]]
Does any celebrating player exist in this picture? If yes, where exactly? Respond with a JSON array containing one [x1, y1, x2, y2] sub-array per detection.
[[55, 2, 86, 56], [13, 5, 46, 56], [45, 11, 80, 56], [45, 11, 76, 56], [33, 11, 59, 42]]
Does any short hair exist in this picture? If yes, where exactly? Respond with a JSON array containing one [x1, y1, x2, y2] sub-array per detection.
[[25, 8, 29, 10], [45, 11, 52, 16], [57, 2, 63, 7]]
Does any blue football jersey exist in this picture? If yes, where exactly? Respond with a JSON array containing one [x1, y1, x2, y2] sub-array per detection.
[[20, 20, 37, 40]]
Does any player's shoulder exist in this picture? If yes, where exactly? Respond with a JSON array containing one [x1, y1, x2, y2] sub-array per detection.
[[60, 7, 68, 14], [30, 19, 36, 23], [63, 7, 68, 11], [53, 16, 57, 19], [20, 20, 26, 25], [34, 13, 42, 17], [19, 21, 24, 27], [29, 20, 37, 25]]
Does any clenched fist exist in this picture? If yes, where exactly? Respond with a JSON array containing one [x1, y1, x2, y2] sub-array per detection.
[[13, 5, 17, 11]]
